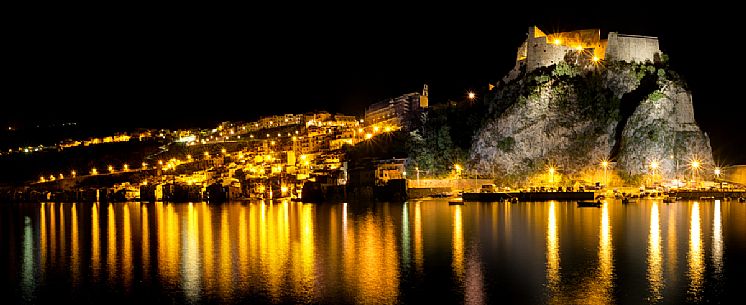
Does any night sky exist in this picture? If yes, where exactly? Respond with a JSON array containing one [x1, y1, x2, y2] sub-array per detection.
[[4, 6, 743, 163]]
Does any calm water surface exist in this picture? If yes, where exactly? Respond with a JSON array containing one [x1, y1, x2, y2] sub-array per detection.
[[2, 200, 745, 304]]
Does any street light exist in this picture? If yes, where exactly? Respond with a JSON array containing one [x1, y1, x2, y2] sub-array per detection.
[[715, 167, 721, 189], [548, 167, 555, 183], [467, 91, 476, 101], [691, 160, 700, 188], [123, 164, 129, 171], [600, 160, 608, 186]]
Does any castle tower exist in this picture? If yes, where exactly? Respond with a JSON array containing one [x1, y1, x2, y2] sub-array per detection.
[[419, 84, 429, 108]]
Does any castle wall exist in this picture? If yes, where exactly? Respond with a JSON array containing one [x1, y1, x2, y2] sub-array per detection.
[[605, 32, 660, 63], [526, 36, 573, 70]]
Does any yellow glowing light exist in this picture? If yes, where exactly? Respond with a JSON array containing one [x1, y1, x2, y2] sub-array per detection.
[[108, 165, 114, 172], [601, 160, 609, 168], [39, 176, 46, 183], [142, 162, 147, 169], [300, 154, 307, 161], [187, 154, 192, 160], [553, 38, 561, 45], [575, 45, 583, 50], [593, 56, 600, 62], [221, 148, 227, 154], [454, 164, 462, 172], [358, 128, 363, 133], [91, 168, 98, 175], [281, 186, 288, 194], [384, 126, 392, 132], [270, 141, 275, 146], [49, 175, 55, 181], [650, 161, 659, 170], [204, 151, 209, 157], [714, 167, 721, 176], [365, 133, 373, 140], [373, 126, 380, 133], [691, 160, 700, 169], [71, 170, 76, 178], [467, 92, 476, 100], [548, 167, 555, 175]]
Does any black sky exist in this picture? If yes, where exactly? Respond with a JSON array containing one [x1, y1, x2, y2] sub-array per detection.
[[3, 5, 744, 163]]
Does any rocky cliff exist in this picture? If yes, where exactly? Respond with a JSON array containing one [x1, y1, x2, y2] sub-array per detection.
[[470, 60, 713, 183]]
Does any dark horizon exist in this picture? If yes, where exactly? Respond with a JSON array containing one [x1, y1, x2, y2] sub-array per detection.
[[4, 6, 743, 163]]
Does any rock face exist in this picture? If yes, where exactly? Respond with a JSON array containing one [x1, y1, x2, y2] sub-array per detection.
[[470, 61, 713, 182], [616, 84, 713, 178]]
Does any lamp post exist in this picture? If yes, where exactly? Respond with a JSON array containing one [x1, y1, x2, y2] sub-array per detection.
[[650, 160, 659, 185], [691, 160, 700, 188], [549, 167, 555, 184], [415, 166, 420, 187], [601, 160, 608, 187], [714, 167, 721, 190]]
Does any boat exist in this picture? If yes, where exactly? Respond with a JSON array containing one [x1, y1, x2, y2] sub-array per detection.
[[662, 196, 675, 203], [577, 200, 602, 208], [699, 196, 715, 200], [449, 198, 464, 205]]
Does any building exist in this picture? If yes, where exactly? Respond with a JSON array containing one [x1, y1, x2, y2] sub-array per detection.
[[365, 85, 428, 132], [504, 26, 661, 81]]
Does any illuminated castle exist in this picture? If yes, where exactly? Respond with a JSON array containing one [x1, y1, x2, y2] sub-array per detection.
[[504, 26, 660, 81]]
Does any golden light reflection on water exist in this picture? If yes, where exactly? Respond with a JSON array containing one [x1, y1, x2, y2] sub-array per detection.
[[452, 205, 464, 282], [91, 203, 100, 279], [414, 202, 423, 273], [713, 200, 723, 274], [356, 211, 399, 304], [71, 203, 79, 284], [50, 202, 56, 264], [18, 200, 746, 304], [584, 201, 614, 305], [546, 201, 560, 292], [182, 203, 200, 302], [122, 204, 132, 289], [647, 202, 663, 302], [141, 203, 149, 281], [40, 203, 47, 272], [107, 203, 117, 282], [59, 203, 65, 264], [688, 201, 704, 302]]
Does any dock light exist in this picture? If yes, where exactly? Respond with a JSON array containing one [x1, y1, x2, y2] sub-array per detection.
[[91, 168, 98, 175], [40, 176, 46, 183], [108, 165, 114, 173], [123, 164, 129, 171], [650, 161, 659, 170]]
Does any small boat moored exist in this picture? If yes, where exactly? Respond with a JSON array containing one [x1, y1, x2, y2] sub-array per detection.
[[577, 200, 602, 208]]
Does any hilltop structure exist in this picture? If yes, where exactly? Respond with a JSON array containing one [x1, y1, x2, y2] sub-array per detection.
[[504, 26, 660, 81]]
